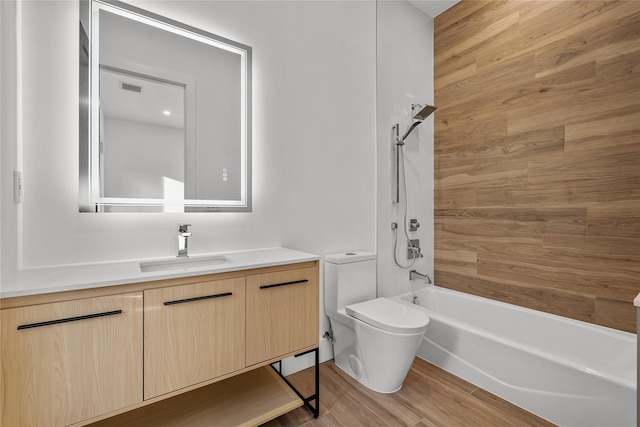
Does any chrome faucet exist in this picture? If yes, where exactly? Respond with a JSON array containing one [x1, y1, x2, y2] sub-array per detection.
[[409, 270, 432, 284], [177, 224, 192, 258]]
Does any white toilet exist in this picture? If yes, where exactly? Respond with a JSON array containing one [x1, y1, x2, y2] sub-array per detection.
[[324, 252, 430, 393]]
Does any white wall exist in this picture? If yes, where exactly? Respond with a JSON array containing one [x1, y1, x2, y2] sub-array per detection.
[[1, 0, 21, 280], [1, 0, 377, 370], [376, 1, 435, 297]]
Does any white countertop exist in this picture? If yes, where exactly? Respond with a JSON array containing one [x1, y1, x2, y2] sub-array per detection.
[[635, 293, 640, 308], [0, 247, 319, 299]]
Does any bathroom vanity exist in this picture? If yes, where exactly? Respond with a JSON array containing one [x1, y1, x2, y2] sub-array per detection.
[[0, 248, 319, 427]]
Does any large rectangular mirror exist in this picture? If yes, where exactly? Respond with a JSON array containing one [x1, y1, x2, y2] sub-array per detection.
[[80, 0, 251, 212]]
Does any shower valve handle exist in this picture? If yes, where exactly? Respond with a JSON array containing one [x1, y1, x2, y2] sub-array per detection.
[[410, 219, 420, 232]]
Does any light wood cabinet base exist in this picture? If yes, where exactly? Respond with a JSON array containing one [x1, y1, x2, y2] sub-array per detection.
[[1, 260, 319, 426], [86, 366, 302, 427], [0, 292, 143, 427]]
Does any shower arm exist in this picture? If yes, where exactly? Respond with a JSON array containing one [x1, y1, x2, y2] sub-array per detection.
[[400, 121, 422, 142]]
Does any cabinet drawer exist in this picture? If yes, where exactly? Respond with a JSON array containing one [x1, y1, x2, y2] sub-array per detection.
[[0, 292, 143, 427], [246, 267, 319, 366], [144, 277, 245, 399]]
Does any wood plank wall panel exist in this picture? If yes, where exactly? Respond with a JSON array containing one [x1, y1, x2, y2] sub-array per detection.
[[434, 0, 640, 333]]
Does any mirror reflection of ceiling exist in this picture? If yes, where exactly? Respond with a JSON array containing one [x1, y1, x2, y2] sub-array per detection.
[[99, 9, 242, 81], [82, 1, 251, 212], [99, 8, 241, 134], [100, 68, 185, 129]]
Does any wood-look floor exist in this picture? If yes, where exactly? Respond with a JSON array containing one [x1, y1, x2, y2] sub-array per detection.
[[263, 358, 556, 427]]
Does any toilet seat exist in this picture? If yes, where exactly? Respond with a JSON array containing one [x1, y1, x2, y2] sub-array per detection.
[[346, 297, 430, 334]]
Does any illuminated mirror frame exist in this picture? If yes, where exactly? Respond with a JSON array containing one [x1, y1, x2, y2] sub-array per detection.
[[80, 0, 252, 212]]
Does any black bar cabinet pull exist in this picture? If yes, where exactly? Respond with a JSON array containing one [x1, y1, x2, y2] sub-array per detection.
[[164, 292, 232, 306], [17, 310, 122, 330], [259, 279, 308, 290]]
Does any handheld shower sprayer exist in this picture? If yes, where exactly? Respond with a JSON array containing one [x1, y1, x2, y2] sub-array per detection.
[[412, 103, 438, 121]]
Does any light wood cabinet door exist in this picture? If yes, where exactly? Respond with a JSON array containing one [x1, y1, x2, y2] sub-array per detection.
[[144, 278, 245, 399], [246, 267, 319, 366], [0, 292, 143, 427]]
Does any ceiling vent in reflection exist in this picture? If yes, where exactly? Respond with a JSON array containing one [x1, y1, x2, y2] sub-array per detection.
[[120, 82, 142, 93]]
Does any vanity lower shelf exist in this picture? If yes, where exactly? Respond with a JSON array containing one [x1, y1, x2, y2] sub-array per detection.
[[86, 366, 303, 427]]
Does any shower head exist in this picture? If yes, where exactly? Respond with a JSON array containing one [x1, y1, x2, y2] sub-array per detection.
[[399, 104, 437, 142], [412, 104, 437, 121]]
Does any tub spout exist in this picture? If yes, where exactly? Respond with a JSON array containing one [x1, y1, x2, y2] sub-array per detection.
[[410, 270, 432, 284]]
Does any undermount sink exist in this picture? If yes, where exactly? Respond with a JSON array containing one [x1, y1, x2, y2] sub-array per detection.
[[140, 255, 232, 272]]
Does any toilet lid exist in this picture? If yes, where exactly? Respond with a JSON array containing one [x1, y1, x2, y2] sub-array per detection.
[[346, 297, 430, 334]]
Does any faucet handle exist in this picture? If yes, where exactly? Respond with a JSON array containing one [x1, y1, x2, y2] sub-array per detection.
[[178, 224, 192, 233]]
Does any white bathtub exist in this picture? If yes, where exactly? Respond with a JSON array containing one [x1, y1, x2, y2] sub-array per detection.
[[393, 286, 637, 427]]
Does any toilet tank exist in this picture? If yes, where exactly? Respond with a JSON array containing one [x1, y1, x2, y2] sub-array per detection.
[[324, 252, 376, 318]]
